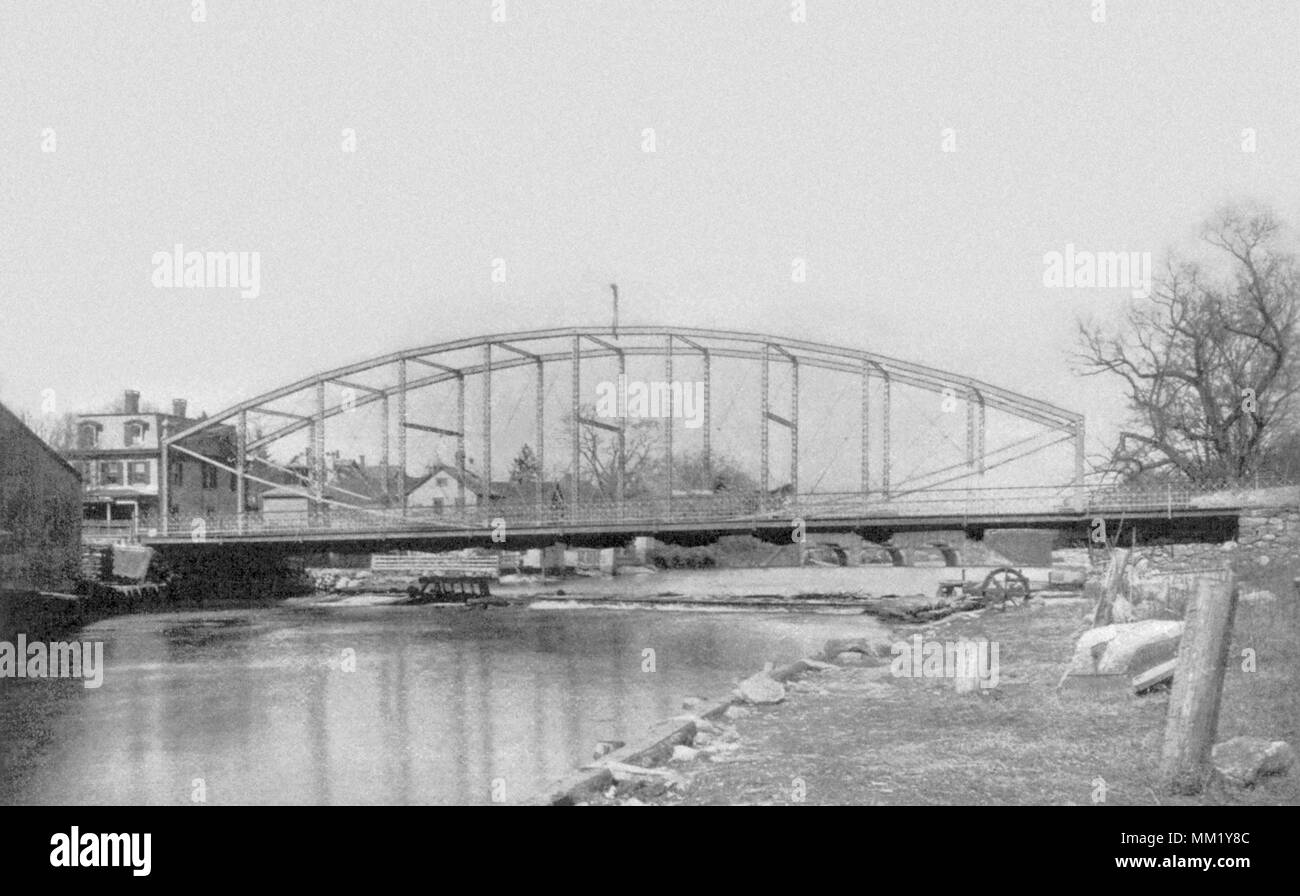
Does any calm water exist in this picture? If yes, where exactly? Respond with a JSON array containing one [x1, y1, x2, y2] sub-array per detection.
[[0, 597, 874, 805]]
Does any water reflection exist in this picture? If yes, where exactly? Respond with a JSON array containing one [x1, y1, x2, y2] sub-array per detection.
[[1, 603, 868, 805]]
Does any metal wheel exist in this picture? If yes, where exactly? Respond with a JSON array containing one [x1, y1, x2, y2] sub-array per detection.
[[979, 567, 1031, 609]]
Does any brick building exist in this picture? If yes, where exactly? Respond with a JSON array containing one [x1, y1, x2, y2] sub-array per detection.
[[64, 390, 242, 534]]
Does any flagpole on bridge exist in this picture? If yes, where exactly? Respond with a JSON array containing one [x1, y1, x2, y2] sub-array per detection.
[[610, 283, 618, 337]]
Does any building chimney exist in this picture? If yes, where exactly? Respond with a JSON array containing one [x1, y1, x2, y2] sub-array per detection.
[[124, 390, 140, 415], [172, 399, 187, 419]]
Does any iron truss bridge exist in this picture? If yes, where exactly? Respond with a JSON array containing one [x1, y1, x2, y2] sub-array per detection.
[[147, 325, 1238, 549]]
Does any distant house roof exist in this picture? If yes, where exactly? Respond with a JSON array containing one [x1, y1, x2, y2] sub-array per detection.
[[425, 463, 562, 502], [327, 461, 429, 505]]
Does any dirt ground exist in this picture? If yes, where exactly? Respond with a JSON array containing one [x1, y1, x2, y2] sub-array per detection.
[[641, 570, 1299, 806]]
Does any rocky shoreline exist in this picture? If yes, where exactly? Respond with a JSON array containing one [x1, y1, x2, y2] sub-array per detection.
[[527, 569, 1297, 806]]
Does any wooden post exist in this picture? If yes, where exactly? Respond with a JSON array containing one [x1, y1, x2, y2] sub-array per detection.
[[1160, 574, 1237, 795], [1091, 547, 1131, 627]]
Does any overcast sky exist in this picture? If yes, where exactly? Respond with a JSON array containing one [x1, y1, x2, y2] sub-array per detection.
[[2, 0, 1298, 468]]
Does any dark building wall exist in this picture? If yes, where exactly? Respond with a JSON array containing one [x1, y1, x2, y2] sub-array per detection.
[[0, 402, 82, 591]]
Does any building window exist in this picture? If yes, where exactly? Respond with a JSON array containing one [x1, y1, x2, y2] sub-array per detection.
[[99, 461, 124, 485], [78, 423, 100, 449], [201, 466, 218, 489], [436, 476, 449, 487], [77, 461, 94, 485], [230, 472, 238, 491], [124, 420, 148, 447], [127, 461, 150, 485], [171, 462, 183, 486], [433, 498, 445, 514]]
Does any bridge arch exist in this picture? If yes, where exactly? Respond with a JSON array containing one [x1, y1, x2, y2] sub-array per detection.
[[159, 326, 1084, 532]]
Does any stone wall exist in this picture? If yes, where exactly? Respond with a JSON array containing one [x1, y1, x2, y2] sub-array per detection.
[[1231, 506, 1300, 576], [1070, 504, 1300, 620], [1088, 506, 1300, 580]]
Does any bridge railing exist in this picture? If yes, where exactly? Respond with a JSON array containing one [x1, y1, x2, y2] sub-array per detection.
[[142, 479, 1271, 541]]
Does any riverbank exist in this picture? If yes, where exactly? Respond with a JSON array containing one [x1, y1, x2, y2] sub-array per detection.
[[570, 568, 1299, 806], [0, 585, 299, 643], [0, 586, 175, 642]]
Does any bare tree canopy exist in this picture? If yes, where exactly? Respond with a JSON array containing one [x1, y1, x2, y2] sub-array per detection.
[[672, 448, 757, 493], [1077, 204, 1300, 483], [21, 410, 78, 453], [564, 404, 662, 499]]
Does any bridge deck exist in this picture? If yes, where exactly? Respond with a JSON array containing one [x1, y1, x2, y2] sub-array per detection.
[[138, 485, 1255, 548]]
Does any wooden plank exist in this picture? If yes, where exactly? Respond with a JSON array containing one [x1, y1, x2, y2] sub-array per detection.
[[1057, 672, 1131, 695], [1091, 547, 1131, 627], [1132, 658, 1177, 693], [1160, 574, 1237, 794]]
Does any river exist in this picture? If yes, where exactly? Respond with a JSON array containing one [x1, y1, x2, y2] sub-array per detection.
[[0, 592, 888, 805]]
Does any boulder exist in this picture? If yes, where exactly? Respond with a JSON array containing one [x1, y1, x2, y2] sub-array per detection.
[[1065, 620, 1184, 678], [822, 636, 891, 660], [592, 740, 625, 760], [670, 745, 700, 763], [737, 671, 785, 705], [692, 716, 719, 735], [1211, 737, 1295, 786], [723, 705, 751, 721]]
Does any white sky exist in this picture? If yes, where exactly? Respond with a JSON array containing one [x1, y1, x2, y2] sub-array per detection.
[[2, 0, 1298, 473]]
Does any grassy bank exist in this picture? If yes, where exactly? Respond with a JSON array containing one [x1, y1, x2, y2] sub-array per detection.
[[646, 568, 1299, 806]]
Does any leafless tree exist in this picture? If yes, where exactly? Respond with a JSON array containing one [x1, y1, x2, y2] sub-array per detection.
[[22, 410, 79, 453], [564, 404, 662, 499], [671, 448, 757, 493], [1076, 204, 1299, 483]]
